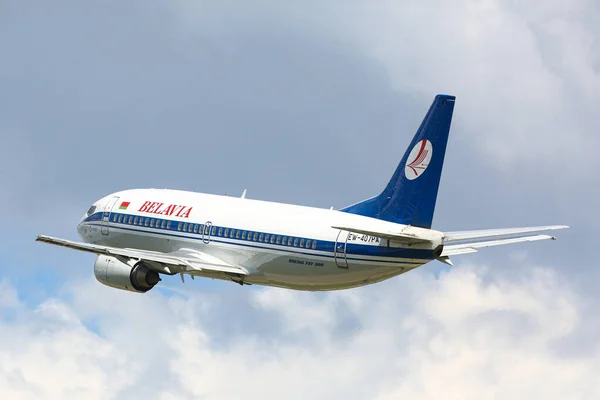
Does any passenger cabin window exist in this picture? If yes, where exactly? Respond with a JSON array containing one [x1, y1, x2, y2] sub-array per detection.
[[230, 229, 235, 238], [293, 238, 299, 247], [236, 230, 240, 239], [259, 233, 264, 242], [288, 237, 293, 246], [218, 227, 223, 236], [118, 215, 123, 223], [150, 219, 155, 227], [161, 220, 166, 229], [211, 226, 216, 235], [242, 231, 247, 240], [183, 223, 188, 232], [253, 232, 258, 241], [144, 218, 149, 226], [167, 221, 171, 229], [300, 239, 305, 248], [312, 241, 317, 249], [193, 224, 199, 233], [224, 228, 229, 237], [305, 239, 311, 249], [128, 216, 133, 224], [134, 217, 139, 225], [270, 235, 275, 244], [264, 234, 270, 243], [276, 236, 281, 244]]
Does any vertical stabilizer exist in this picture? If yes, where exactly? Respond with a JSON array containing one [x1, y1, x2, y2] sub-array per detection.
[[341, 94, 455, 228]]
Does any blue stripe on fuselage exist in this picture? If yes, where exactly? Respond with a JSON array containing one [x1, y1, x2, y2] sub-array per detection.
[[83, 212, 435, 262]]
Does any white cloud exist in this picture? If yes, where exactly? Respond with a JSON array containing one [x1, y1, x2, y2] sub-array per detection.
[[170, 0, 600, 177], [0, 291, 136, 400], [0, 263, 598, 400], [322, 0, 600, 175]]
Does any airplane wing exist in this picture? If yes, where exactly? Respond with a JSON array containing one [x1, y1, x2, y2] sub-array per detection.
[[35, 235, 247, 276]]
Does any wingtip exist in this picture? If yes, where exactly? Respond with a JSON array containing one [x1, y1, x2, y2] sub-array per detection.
[[36, 235, 55, 243]]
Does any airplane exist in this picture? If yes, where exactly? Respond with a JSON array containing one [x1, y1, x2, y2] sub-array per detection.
[[36, 94, 568, 293]]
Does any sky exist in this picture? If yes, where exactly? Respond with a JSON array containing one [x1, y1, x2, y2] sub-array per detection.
[[0, 0, 599, 398]]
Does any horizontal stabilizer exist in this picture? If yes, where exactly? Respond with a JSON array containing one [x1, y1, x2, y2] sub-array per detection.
[[441, 234, 557, 256], [331, 225, 440, 245], [444, 225, 569, 243]]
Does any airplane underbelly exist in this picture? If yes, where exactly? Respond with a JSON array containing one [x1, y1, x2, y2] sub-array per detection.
[[248, 252, 424, 291]]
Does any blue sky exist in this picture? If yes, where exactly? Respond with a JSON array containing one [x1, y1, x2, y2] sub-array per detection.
[[1, 1, 599, 398]]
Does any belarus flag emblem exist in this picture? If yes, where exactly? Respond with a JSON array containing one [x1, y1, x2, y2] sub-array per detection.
[[119, 201, 131, 210]]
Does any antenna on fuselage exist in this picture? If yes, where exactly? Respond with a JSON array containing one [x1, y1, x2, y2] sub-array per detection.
[[241, 189, 247, 199]]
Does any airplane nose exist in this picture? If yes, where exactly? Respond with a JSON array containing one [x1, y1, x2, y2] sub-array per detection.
[[77, 215, 87, 240], [78, 204, 98, 241]]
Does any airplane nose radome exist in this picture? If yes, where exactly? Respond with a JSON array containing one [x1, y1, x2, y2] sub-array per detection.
[[78, 209, 92, 241], [77, 218, 86, 238]]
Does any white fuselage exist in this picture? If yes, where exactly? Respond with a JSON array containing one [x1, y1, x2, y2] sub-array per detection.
[[78, 189, 438, 290]]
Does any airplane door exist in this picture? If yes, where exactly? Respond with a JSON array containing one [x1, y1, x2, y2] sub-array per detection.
[[334, 230, 349, 268], [101, 196, 120, 235], [202, 221, 213, 244]]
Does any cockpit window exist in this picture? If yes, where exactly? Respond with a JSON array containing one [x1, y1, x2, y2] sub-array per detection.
[[87, 206, 96, 215]]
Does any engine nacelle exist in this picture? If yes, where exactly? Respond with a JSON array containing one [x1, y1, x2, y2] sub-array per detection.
[[94, 255, 161, 293]]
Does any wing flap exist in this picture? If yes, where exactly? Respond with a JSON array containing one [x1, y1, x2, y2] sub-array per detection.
[[36, 235, 248, 275], [441, 234, 556, 256], [167, 248, 247, 275]]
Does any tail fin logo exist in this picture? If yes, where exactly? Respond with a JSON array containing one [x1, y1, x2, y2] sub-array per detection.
[[405, 139, 433, 180]]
